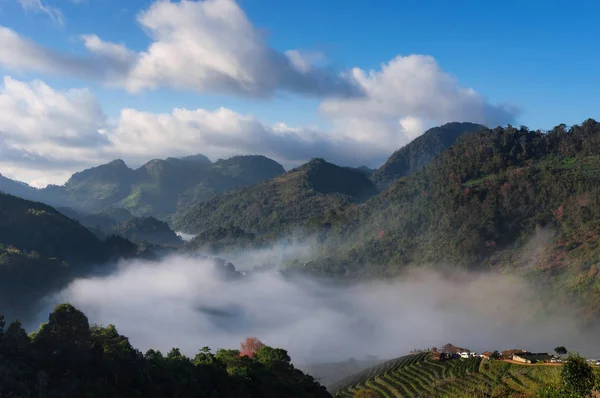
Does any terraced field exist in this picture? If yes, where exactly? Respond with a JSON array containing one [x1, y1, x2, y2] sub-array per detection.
[[330, 353, 561, 397]]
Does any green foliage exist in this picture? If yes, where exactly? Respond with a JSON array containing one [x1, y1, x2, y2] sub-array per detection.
[[112, 216, 183, 247], [371, 122, 485, 190], [0, 193, 105, 263], [333, 353, 565, 398], [555, 347, 568, 356], [0, 304, 331, 397], [174, 158, 377, 236], [300, 119, 600, 317], [0, 194, 140, 322], [561, 354, 597, 396]]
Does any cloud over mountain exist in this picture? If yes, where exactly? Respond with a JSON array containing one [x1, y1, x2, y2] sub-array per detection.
[[0, 1, 519, 185]]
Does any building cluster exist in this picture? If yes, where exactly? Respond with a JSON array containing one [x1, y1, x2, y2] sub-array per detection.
[[432, 344, 560, 364]]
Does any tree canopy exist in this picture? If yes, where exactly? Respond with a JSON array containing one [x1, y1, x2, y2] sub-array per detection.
[[0, 304, 330, 397]]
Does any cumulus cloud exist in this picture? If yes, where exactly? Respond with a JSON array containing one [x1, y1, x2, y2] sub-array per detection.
[[0, 77, 112, 184], [322, 55, 519, 143], [0, 0, 360, 98], [0, 76, 382, 185], [111, 107, 387, 168], [39, 254, 599, 366], [18, 0, 63, 25]]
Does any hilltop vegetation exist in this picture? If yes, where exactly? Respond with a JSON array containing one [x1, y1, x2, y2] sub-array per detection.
[[371, 122, 485, 190], [293, 119, 600, 318], [331, 352, 597, 397], [173, 158, 377, 238], [0, 304, 330, 398], [0, 154, 285, 219], [0, 193, 139, 321]]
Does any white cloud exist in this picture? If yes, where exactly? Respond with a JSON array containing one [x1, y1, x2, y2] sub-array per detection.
[[0, 77, 111, 184], [18, 0, 64, 25], [0, 28, 134, 81], [321, 55, 518, 142], [0, 0, 360, 98], [0, 68, 517, 186], [111, 107, 385, 168], [0, 77, 383, 185], [41, 255, 600, 364]]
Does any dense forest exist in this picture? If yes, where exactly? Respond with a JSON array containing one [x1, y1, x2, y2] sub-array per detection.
[[173, 158, 378, 238], [371, 122, 484, 190], [0, 193, 140, 321], [304, 119, 600, 319], [0, 155, 285, 218], [0, 304, 330, 397]]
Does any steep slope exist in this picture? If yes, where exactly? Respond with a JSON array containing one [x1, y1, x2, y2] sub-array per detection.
[[126, 155, 286, 217], [173, 158, 377, 237], [0, 174, 67, 207], [112, 217, 183, 247], [305, 119, 600, 318], [331, 353, 561, 397], [55, 159, 138, 211], [14, 154, 285, 218], [371, 122, 485, 189], [0, 193, 138, 321], [0, 173, 41, 201], [0, 193, 107, 263]]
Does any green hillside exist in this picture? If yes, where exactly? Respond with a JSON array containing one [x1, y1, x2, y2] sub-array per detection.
[[371, 122, 485, 190], [0, 193, 106, 263], [0, 304, 331, 398], [172, 158, 378, 237], [301, 119, 600, 319], [331, 353, 562, 398], [0, 193, 138, 321], [0, 155, 286, 218], [112, 216, 183, 247]]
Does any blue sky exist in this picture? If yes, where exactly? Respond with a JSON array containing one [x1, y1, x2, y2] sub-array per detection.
[[0, 0, 598, 185]]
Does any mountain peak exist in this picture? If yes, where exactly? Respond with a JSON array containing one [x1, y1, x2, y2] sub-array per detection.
[[372, 121, 485, 189], [179, 154, 212, 164]]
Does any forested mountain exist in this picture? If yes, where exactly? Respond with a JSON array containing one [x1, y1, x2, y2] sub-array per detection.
[[371, 122, 485, 190], [0, 304, 330, 398], [172, 158, 378, 238], [112, 217, 183, 247], [0, 193, 138, 321], [305, 119, 600, 319], [56, 207, 182, 246], [0, 155, 286, 219], [0, 174, 44, 203]]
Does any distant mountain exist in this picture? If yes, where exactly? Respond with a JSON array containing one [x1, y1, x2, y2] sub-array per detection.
[[57, 207, 182, 247], [0, 154, 286, 218], [173, 158, 377, 237], [178, 153, 212, 164], [112, 217, 183, 247], [0, 173, 39, 201], [371, 122, 485, 189]]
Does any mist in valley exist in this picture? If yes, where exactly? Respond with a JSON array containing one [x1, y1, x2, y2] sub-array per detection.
[[37, 243, 600, 368]]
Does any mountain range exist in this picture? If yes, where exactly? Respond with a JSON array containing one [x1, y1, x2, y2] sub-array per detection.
[[4, 120, 600, 324], [1, 154, 285, 219]]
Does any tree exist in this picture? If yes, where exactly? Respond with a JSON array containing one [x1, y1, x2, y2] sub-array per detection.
[[239, 337, 264, 358], [555, 346, 568, 356], [491, 350, 500, 360], [561, 354, 597, 397]]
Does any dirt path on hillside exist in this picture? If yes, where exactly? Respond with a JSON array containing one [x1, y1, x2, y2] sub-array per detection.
[[502, 359, 562, 366]]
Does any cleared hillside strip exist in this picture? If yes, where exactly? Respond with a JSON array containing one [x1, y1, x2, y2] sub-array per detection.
[[332, 353, 564, 397]]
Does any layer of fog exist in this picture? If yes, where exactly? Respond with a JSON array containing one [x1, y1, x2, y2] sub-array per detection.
[[176, 232, 195, 242], [40, 252, 599, 365]]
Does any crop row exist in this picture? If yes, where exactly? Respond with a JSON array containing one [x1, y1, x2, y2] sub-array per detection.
[[333, 355, 551, 397]]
